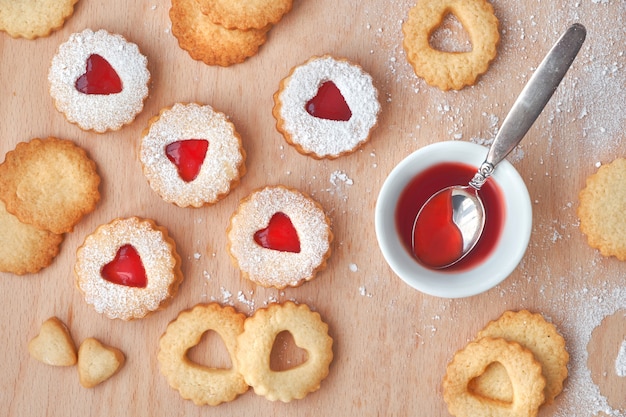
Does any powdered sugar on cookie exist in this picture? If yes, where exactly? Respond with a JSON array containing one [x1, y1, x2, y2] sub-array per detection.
[[48, 29, 150, 133], [274, 55, 380, 159], [140, 103, 246, 207]]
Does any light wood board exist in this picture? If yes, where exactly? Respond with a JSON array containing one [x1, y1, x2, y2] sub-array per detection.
[[1, 1, 625, 416]]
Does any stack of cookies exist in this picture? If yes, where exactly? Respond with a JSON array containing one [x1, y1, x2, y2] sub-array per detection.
[[170, 0, 293, 66], [0, 138, 101, 275], [442, 310, 569, 417]]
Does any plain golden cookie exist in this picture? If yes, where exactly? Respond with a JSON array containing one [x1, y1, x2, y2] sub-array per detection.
[[236, 302, 334, 402], [578, 158, 626, 260], [443, 337, 546, 417], [28, 317, 77, 367], [474, 310, 569, 405], [196, 0, 292, 30], [0, 200, 64, 275], [0, 0, 79, 39], [77, 337, 125, 388], [0, 137, 100, 234], [402, 0, 499, 90], [170, 0, 271, 66], [158, 303, 249, 406]]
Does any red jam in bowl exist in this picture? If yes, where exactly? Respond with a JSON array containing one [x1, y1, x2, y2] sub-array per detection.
[[395, 162, 505, 271]]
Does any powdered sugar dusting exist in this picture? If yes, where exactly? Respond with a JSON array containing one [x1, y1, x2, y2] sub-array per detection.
[[227, 186, 332, 288], [140, 103, 245, 207], [75, 217, 181, 320], [48, 29, 150, 133], [616, 340, 626, 378], [277, 56, 381, 158]]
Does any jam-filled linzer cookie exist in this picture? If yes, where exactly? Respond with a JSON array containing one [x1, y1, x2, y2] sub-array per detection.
[[273, 55, 381, 159], [227, 186, 333, 289], [75, 217, 183, 320], [140, 103, 246, 208], [48, 29, 150, 133]]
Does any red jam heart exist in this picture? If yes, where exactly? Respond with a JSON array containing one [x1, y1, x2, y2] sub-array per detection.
[[101, 245, 147, 288], [165, 139, 209, 182], [75, 54, 123, 95], [305, 81, 352, 121], [254, 212, 301, 253]]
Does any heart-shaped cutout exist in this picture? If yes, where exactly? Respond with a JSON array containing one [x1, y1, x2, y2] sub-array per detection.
[[165, 139, 209, 182], [28, 317, 77, 367], [186, 330, 233, 370], [429, 13, 472, 53], [270, 330, 309, 371], [254, 212, 301, 253], [305, 81, 352, 121], [101, 244, 147, 288], [75, 54, 123, 95], [468, 362, 513, 404], [78, 337, 125, 388]]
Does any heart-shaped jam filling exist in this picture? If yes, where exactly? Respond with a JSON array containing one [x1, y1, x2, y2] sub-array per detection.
[[254, 212, 301, 253], [75, 54, 123, 95], [305, 81, 352, 121], [101, 244, 147, 288], [165, 139, 209, 182]]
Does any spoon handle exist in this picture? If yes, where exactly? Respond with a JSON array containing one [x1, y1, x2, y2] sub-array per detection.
[[471, 23, 586, 188]]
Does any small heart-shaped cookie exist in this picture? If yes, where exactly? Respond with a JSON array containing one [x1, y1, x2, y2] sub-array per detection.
[[77, 337, 125, 388], [28, 317, 77, 366]]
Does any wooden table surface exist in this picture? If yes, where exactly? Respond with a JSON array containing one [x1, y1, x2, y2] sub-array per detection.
[[1, 1, 625, 416]]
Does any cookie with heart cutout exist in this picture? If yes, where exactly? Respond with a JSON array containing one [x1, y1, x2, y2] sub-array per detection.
[[74, 217, 183, 320], [139, 103, 246, 208], [227, 185, 333, 289], [48, 29, 150, 133]]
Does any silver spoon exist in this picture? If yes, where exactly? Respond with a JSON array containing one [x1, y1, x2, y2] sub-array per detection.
[[412, 23, 586, 269]]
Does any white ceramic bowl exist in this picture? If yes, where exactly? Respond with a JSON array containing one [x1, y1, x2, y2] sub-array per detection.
[[375, 141, 532, 298]]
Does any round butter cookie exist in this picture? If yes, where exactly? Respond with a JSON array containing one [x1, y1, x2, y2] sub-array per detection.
[[170, 0, 270, 66], [578, 158, 626, 260], [227, 186, 333, 289], [195, 0, 292, 30], [140, 103, 246, 208], [474, 310, 569, 405], [0, 0, 79, 39], [48, 29, 150, 133], [0, 200, 64, 275], [75, 217, 183, 320], [273, 55, 381, 159], [0, 137, 100, 234]]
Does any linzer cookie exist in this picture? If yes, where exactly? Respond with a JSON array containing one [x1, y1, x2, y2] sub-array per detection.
[[0, 0, 79, 39], [578, 158, 626, 260], [75, 217, 183, 320], [140, 103, 246, 208], [48, 29, 150, 133], [273, 55, 380, 159], [227, 186, 333, 289], [0, 137, 100, 234], [170, 0, 270, 66]]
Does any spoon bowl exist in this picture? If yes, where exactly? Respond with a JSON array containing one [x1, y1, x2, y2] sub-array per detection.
[[412, 186, 484, 268], [411, 23, 586, 268]]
